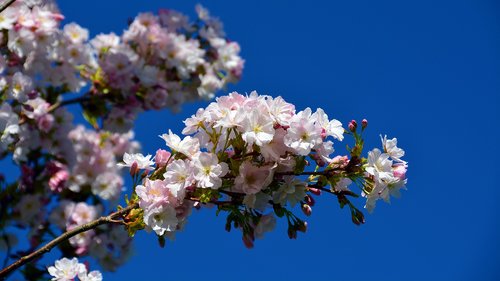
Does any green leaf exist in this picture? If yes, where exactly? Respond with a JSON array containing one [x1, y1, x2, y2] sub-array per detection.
[[82, 108, 99, 129], [294, 156, 307, 174]]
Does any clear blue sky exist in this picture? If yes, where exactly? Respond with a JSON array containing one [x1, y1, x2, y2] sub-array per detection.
[[23, 0, 500, 280]]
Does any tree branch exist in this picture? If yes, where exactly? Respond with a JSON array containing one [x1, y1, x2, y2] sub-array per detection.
[[0, 203, 138, 279], [0, 0, 16, 13]]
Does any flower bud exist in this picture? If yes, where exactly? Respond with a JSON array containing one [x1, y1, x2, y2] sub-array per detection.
[[297, 221, 308, 233], [242, 234, 254, 249], [129, 162, 139, 177], [49, 170, 69, 192], [287, 227, 297, 239], [348, 120, 357, 132], [361, 119, 368, 129], [154, 149, 171, 167], [302, 204, 312, 216], [27, 90, 39, 99], [308, 187, 321, 196], [305, 195, 315, 206], [393, 165, 407, 180], [193, 201, 201, 210]]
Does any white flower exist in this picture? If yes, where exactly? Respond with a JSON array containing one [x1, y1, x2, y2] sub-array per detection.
[[234, 161, 274, 194], [284, 108, 322, 155], [70, 202, 98, 226], [365, 148, 393, 180], [215, 41, 244, 74], [91, 172, 123, 200], [163, 159, 193, 199], [240, 109, 275, 146], [78, 270, 103, 281], [266, 96, 295, 126], [137, 65, 159, 87], [381, 135, 406, 163], [143, 202, 178, 236], [160, 130, 200, 158], [117, 152, 154, 170], [333, 177, 352, 192], [272, 176, 307, 207], [0, 5, 18, 30], [315, 140, 334, 163], [23, 97, 50, 119], [47, 257, 85, 281], [8, 72, 33, 102], [197, 72, 222, 99], [136, 179, 176, 211], [14, 194, 42, 225], [311, 108, 344, 141], [363, 161, 407, 213], [254, 214, 276, 239], [63, 22, 89, 44], [243, 192, 271, 212], [0, 103, 19, 151], [90, 32, 121, 53], [260, 127, 289, 161], [182, 108, 206, 135], [192, 152, 228, 189]]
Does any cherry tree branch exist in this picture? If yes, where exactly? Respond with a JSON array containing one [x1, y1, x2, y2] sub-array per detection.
[[0, 203, 138, 279], [0, 0, 16, 13]]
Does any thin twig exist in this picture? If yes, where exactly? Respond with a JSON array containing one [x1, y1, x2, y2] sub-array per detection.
[[0, 0, 16, 13], [0, 203, 138, 279]]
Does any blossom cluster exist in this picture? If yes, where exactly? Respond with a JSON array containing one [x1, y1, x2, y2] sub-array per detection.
[[91, 4, 244, 132], [0, 1, 243, 278], [123, 91, 408, 247], [47, 257, 102, 281], [363, 135, 407, 212]]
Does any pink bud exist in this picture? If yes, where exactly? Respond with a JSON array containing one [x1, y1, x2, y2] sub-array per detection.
[[308, 187, 322, 196], [154, 149, 171, 167], [320, 128, 327, 139], [225, 150, 235, 158], [361, 119, 368, 129], [129, 162, 139, 177], [348, 120, 357, 132], [49, 170, 69, 192], [27, 90, 38, 99], [186, 184, 196, 192], [297, 221, 308, 233], [242, 234, 254, 249], [305, 195, 315, 206], [302, 204, 312, 216], [193, 202, 201, 210], [75, 246, 87, 255], [393, 165, 407, 180]]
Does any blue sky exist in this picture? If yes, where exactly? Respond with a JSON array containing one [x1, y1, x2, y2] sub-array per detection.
[[8, 0, 500, 280]]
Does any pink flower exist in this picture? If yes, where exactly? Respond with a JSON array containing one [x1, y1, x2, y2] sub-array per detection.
[[154, 149, 171, 167], [234, 161, 274, 195], [393, 164, 407, 180]]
